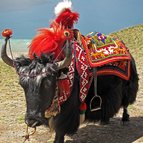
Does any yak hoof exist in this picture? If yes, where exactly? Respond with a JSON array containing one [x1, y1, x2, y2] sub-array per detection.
[[122, 113, 130, 125]]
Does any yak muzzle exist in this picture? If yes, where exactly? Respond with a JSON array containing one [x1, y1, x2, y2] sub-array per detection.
[[25, 112, 48, 128], [25, 117, 42, 128]]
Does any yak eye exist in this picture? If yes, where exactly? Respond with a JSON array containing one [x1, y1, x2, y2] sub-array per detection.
[[64, 31, 70, 37]]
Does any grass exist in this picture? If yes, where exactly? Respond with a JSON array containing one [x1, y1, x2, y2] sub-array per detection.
[[17, 115, 25, 124], [110, 24, 143, 59]]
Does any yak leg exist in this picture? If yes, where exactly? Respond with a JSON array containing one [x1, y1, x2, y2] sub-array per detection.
[[121, 84, 131, 123], [100, 105, 110, 125], [122, 107, 130, 123], [100, 77, 123, 125], [122, 57, 139, 123], [54, 132, 65, 143], [121, 88, 130, 123]]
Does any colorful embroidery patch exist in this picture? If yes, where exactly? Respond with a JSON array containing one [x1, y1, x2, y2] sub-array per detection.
[[84, 32, 131, 67]]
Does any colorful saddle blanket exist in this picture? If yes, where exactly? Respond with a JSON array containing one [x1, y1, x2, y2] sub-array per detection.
[[83, 32, 131, 67]]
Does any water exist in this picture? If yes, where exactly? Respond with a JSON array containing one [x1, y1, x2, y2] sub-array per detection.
[[0, 39, 31, 58]]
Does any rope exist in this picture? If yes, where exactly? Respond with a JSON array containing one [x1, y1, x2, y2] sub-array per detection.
[[22, 125, 36, 143], [53, 44, 65, 63], [8, 39, 16, 68], [8, 39, 14, 60], [90, 68, 102, 111], [53, 40, 74, 63], [7, 39, 18, 69]]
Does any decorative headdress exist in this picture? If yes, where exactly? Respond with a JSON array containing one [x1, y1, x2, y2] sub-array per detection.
[[50, 0, 79, 29], [28, 22, 73, 59]]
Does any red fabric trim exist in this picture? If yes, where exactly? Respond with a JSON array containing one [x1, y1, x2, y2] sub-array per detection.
[[57, 78, 71, 105], [97, 63, 130, 80], [88, 56, 131, 67]]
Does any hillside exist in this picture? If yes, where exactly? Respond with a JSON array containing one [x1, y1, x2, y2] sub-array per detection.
[[111, 24, 143, 87], [110, 24, 143, 58], [0, 24, 143, 143]]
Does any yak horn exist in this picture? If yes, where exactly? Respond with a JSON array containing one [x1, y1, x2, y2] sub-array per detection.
[[56, 40, 72, 69], [1, 37, 14, 67]]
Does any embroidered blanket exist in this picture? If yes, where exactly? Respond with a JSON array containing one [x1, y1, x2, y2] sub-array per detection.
[[83, 32, 131, 67]]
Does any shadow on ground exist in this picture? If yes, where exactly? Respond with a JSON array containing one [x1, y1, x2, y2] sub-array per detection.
[[65, 116, 143, 143]]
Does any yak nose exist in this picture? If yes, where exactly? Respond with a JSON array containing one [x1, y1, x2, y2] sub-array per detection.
[[25, 118, 41, 127], [25, 113, 42, 127], [25, 119, 41, 128]]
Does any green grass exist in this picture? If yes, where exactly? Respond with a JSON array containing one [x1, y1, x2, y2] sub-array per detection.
[[110, 24, 143, 59], [17, 115, 25, 124], [0, 62, 22, 94]]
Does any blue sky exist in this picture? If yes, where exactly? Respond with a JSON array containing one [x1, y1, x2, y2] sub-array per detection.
[[0, 0, 143, 39]]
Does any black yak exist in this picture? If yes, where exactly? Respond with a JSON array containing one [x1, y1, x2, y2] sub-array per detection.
[[1, 26, 139, 143]]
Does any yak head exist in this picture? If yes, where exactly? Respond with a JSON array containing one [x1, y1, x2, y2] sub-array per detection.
[[16, 55, 59, 127], [1, 26, 73, 128]]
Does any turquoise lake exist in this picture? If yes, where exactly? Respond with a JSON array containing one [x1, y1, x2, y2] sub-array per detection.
[[0, 39, 31, 52], [0, 39, 31, 57]]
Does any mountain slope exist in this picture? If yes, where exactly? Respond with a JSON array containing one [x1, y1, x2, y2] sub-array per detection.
[[110, 24, 143, 59]]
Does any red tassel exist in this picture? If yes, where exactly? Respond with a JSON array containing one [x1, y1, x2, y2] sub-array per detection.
[[80, 102, 87, 114]]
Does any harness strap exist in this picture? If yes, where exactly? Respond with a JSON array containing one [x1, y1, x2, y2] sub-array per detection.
[[74, 30, 102, 111], [90, 68, 102, 111]]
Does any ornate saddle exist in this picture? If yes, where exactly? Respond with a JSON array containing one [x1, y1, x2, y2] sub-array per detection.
[[85, 32, 131, 66], [76, 31, 131, 80], [50, 31, 132, 113]]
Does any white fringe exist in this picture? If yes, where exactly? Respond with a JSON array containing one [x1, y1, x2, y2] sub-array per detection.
[[55, 0, 72, 16], [80, 114, 85, 124]]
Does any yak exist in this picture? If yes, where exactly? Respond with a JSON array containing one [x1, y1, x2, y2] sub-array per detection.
[[1, 29, 139, 143]]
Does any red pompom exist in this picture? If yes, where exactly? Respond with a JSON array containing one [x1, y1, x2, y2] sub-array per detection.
[[2, 29, 13, 38], [80, 102, 87, 111], [80, 102, 87, 114], [51, 9, 79, 29]]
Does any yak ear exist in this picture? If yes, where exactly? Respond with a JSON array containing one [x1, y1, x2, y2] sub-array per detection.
[[40, 53, 54, 65], [14, 56, 32, 71]]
